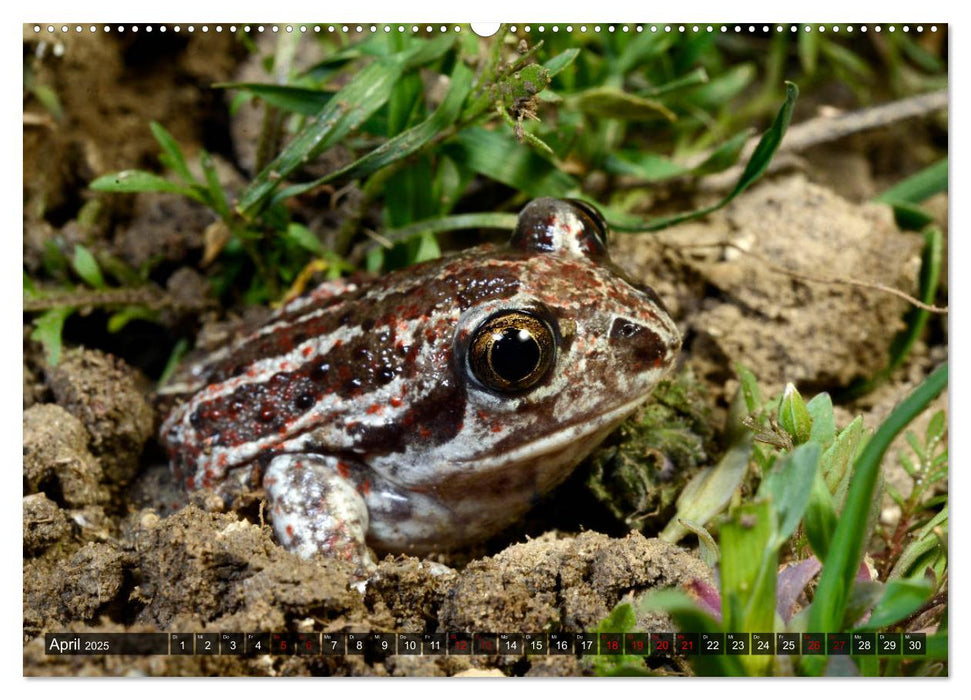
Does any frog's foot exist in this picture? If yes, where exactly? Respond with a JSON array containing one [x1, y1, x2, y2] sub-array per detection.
[[263, 454, 374, 571]]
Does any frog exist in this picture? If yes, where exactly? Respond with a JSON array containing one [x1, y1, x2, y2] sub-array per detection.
[[159, 198, 681, 569]]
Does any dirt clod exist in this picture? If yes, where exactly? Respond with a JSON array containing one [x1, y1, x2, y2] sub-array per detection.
[[23, 403, 107, 507], [23, 493, 72, 556], [44, 348, 154, 485]]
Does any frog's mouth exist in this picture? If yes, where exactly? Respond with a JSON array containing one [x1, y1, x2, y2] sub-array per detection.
[[456, 392, 652, 471]]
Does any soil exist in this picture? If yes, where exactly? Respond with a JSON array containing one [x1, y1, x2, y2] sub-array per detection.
[[22, 28, 947, 677]]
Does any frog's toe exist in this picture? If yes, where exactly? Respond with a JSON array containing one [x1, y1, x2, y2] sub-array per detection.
[[263, 454, 372, 567]]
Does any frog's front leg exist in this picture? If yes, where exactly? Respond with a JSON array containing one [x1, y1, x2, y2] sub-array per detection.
[[263, 454, 373, 569]]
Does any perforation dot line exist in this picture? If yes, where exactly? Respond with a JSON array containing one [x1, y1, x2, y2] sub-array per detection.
[[30, 24, 940, 35]]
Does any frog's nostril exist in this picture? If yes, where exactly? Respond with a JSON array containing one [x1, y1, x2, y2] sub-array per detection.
[[608, 317, 668, 369]]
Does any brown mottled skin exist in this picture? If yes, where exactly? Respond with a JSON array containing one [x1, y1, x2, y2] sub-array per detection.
[[160, 198, 680, 565]]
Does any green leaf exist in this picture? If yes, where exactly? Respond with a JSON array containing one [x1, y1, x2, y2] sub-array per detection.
[[859, 577, 935, 630], [237, 56, 407, 218], [888, 226, 943, 367], [821, 416, 865, 494], [639, 67, 709, 98], [876, 158, 947, 206], [677, 519, 719, 568], [89, 170, 206, 204], [200, 150, 230, 219], [603, 152, 687, 182], [889, 506, 947, 580], [272, 61, 475, 203], [591, 602, 646, 676], [215, 83, 333, 115], [107, 305, 158, 333], [543, 48, 580, 78], [757, 442, 821, 544], [691, 130, 751, 176], [149, 122, 195, 185], [805, 469, 838, 561], [637, 590, 745, 676], [719, 500, 777, 675], [620, 82, 798, 232], [659, 438, 751, 543], [30, 307, 73, 366], [806, 393, 836, 447], [158, 338, 190, 387], [683, 63, 756, 108], [30, 84, 64, 121], [443, 127, 577, 198], [735, 363, 763, 415], [284, 223, 325, 255], [569, 86, 677, 122], [798, 28, 822, 75], [806, 363, 947, 648], [926, 409, 946, 444], [71, 245, 106, 290], [777, 383, 813, 445], [410, 230, 441, 264], [23, 272, 38, 299], [598, 602, 636, 634]]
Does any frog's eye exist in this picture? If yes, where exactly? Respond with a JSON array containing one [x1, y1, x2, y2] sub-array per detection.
[[468, 311, 556, 393]]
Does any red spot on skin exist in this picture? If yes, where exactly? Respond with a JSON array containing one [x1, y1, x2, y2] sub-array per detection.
[[302, 346, 312, 357], [358, 479, 371, 496], [333, 340, 343, 348], [336, 461, 351, 478], [217, 454, 228, 468], [186, 476, 196, 490], [390, 396, 403, 408], [286, 524, 294, 537], [367, 404, 382, 415], [492, 424, 503, 433], [476, 410, 489, 422]]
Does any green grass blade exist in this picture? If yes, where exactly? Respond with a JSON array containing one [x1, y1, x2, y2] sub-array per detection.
[[215, 83, 333, 115], [691, 129, 751, 176], [443, 127, 578, 198], [569, 86, 677, 122], [806, 363, 947, 640], [272, 61, 474, 203], [89, 170, 206, 204], [200, 150, 230, 219], [149, 122, 195, 185], [887, 225, 943, 368], [876, 158, 948, 205], [237, 57, 406, 218], [381, 212, 518, 246], [616, 82, 798, 232]]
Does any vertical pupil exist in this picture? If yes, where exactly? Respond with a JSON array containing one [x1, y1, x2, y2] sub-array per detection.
[[491, 327, 540, 382]]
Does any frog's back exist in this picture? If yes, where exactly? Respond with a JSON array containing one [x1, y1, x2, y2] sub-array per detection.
[[159, 248, 523, 488]]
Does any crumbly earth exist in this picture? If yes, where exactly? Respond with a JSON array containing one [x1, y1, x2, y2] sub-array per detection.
[[22, 28, 947, 677]]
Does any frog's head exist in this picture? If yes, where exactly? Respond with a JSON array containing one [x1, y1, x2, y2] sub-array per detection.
[[421, 197, 681, 494]]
